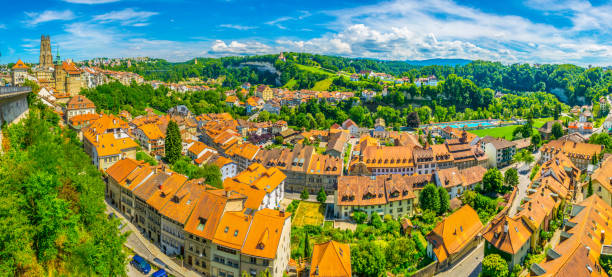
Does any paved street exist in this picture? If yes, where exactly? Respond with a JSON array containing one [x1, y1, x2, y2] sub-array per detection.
[[507, 151, 540, 217], [436, 242, 484, 277], [105, 200, 199, 277]]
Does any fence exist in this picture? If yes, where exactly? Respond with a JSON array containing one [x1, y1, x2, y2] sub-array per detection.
[[410, 260, 438, 277]]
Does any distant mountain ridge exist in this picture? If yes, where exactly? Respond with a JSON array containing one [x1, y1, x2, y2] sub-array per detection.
[[404, 58, 472, 66]]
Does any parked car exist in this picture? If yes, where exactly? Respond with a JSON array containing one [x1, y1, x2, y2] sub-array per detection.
[[130, 255, 151, 274], [153, 257, 169, 269], [151, 269, 168, 277]]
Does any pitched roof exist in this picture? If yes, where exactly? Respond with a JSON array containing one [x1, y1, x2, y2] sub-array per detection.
[[241, 209, 290, 259], [183, 189, 228, 240], [531, 195, 612, 277], [12, 59, 29, 70], [138, 123, 165, 140], [427, 205, 483, 263], [106, 158, 144, 184], [145, 173, 188, 211], [66, 95, 95, 110], [483, 216, 532, 255], [482, 136, 517, 149], [592, 155, 612, 194], [213, 211, 253, 250], [310, 241, 351, 277], [159, 179, 207, 224], [540, 140, 603, 161]]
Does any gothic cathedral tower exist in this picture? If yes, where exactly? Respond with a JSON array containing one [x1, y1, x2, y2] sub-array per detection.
[[39, 35, 53, 68]]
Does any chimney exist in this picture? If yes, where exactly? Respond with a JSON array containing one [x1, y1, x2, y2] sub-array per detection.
[[602, 230, 606, 243], [95, 134, 99, 142], [226, 190, 231, 198], [528, 202, 532, 211], [279, 209, 285, 217], [504, 222, 509, 233]]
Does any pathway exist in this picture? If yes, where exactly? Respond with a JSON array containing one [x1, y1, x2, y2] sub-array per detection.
[[436, 242, 484, 277], [105, 200, 199, 277]]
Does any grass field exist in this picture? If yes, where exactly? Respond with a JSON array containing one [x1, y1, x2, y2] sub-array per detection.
[[295, 64, 335, 76], [532, 117, 553, 128], [312, 77, 334, 91], [292, 201, 325, 227], [468, 125, 522, 140], [283, 78, 298, 89], [468, 117, 552, 140]]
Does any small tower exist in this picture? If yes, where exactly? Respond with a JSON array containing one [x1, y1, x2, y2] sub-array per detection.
[[194, 58, 198, 65], [55, 44, 61, 65]]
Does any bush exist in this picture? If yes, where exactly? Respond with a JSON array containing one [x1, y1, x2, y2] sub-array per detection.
[[481, 254, 509, 277], [352, 211, 367, 224]]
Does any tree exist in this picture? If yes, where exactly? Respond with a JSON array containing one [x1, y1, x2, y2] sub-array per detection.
[[554, 103, 561, 120], [551, 122, 564, 139], [352, 211, 367, 224], [530, 133, 542, 149], [438, 187, 450, 215], [505, 168, 519, 187], [419, 183, 440, 212], [201, 164, 223, 188], [385, 238, 418, 270], [300, 188, 309, 200], [316, 187, 327, 204], [165, 120, 182, 164], [303, 234, 311, 258], [588, 176, 593, 197], [406, 111, 420, 129], [274, 136, 284, 145], [351, 241, 386, 277], [481, 254, 509, 277], [483, 168, 504, 193], [369, 213, 383, 228]]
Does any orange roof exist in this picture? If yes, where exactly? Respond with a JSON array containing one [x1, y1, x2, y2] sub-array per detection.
[[145, 173, 188, 211], [213, 156, 235, 168], [593, 155, 612, 194], [213, 211, 253, 250], [225, 95, 238, 103], [62, 61, 81, 74], [105, 158, 144, 184], [227, 143, 260, 160], [94, 132, 139, 157], [183, 189, 228, 240], [427, 205, 483, 263], [241, 209, 290, 259], [12, 59, 29, 70], [361, 145, 414, 168], [310, 240, 351, 277], [66, 95, 95, 110], [483, 216, 532, 255], [69, 113, 100, 126], [540, 140, 603, 161], [531, 195, 612, 277], [188, 141, 212, 157], [159, 179, 207, 224], [138, 123, 165, 140]]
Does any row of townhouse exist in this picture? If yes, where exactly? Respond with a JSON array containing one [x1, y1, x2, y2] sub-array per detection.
[[334, 165, 486, 220], [82, 114, 139, 170], [253, 144, 343, 195], [540, 139, 604, 171], [349, 136, 487, 176], [105, 158, 291, 277], [483, 153, 579, 270]]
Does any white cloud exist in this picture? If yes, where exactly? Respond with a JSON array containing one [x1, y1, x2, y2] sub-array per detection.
[[219, 24, 257, 30], [24, 10, 75, 26], [62, 0, 120, 3], [268, 0, 611, 65], [93, 8, 158, 26], [209, 40, 275, 56]]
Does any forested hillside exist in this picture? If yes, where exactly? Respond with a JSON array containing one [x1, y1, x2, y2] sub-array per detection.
[[0, 104, 127, 276], [100, 53, 612, 106]]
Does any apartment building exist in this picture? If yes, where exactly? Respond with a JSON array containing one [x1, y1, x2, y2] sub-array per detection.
[[480, 136, 517, 168], [540, 140, 604, 171], [223, 163, 286, 211], [82, 114, 138, 170]]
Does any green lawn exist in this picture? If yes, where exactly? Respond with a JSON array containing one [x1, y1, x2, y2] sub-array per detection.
[[283, 78, 297, 89], [295, 64, 335, 76], [149, 107, 166, 115], [532, 117, 553, 128], [469, 117, 552, 140], [312, 77, 334, 91], [468, 125, 522, 140], [292, 201, 325, 227]]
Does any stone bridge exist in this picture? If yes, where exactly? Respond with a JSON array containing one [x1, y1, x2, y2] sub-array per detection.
[[0, 86, 31, 150]]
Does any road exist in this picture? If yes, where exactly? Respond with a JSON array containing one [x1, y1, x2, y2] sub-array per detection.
[[105, 200, 199, 277], [436, 242, 485, 277], [505, 151, 540, 217]]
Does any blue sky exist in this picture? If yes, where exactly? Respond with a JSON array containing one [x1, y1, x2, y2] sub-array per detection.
[[1, 0, 611, 65]]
